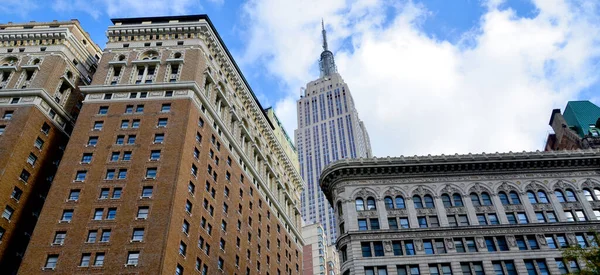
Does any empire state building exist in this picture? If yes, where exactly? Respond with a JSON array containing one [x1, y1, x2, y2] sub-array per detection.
[[295, 21, 372, 244]]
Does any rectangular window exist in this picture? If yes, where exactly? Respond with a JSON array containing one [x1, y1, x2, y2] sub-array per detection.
[[161, 104, 171, 112], [132, 119, 140, 128], [61, 210, 73, 222], [87, 231, 97, 243], [110, 152, 119, 162], [154, 134, 164, 143], [125, 105, 133, 113], [93, 121, 103, 130], [81, 153, 93, 163], [120, 120, 129, 129], [53, 231, 66, 245], [34, 137, 44, 149], [137, 207, 149, 219], [141, 186, 153, 198], [136, 105, 144, 113], [157, 118, 168, 127], [132, 228, 144, 241], [94, 253, 105, 267], [127, 135, 136, 144], [75, 171, 87, 181], [106, 208, 117, 220], [358, 219, 368, 230], [116, 135, 124, 145], [123, 151, 131, 161], [127, 252, 139, 265], [150, 150, 160, 160], [100, 230, 111, 242], [87, 136, 98, 146], [105, 169, 115, 180], [80, 254, 91, 267], [118, 169, 127, 179], [27, 153, 37, 166]]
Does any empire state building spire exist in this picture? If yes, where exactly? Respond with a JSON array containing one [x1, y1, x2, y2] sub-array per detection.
[[319, 19, 337, 77]]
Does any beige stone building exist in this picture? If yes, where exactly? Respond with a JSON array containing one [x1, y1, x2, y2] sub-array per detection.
[[20, 15, 304, 275], [266, 107, 300, 172], [321, 150, 600, 275], [302, 222, 339, 275], [0, 19, 100, 273]]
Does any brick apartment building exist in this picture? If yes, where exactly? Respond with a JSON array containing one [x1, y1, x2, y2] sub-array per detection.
[[19, 15, 304, 274], [0, 20, 100, 273]]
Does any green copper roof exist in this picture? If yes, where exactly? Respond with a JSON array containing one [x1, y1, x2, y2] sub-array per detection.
[[563, 100, 600, 138]]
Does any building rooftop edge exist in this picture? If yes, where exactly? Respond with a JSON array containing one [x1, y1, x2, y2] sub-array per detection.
[[108, 14, 274, 130]]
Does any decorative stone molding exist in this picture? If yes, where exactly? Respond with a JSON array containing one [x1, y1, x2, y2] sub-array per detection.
[[446, 207, 467, 215], [416, 208, 437, 215], [531, 204, 554, 211], [561, 202, 583, 210], [503, 204, 525, 212], [387, 209, 409, 216], [474, 205, 495, 213], [357, 210, 378, 218]]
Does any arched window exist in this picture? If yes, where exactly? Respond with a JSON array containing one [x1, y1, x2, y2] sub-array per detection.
[[481, 193, 492, 206], [384, 197, 394, 209], [118, 55, 126, 61], [395, 196, 405, 209], [499, 192, 510, 205], [32, 58, 40, 65], [441, 194, 452, 208], [555, 190, 566, 203], [337, 201, 343, 216], [509, 191, 521, 204], [470, 193, 481, 206], [527, 191, 538, 204], [537, 191, 549, 203], [424, 195, 435, 208], [355, 198, 364, 211], [413, 195, 423, 209], [584, 189, 595, 201], [174, 52, 182, 59], [453, 194, 464, 207], [565, 189, 577, 202], [366, 197, 376, 210]]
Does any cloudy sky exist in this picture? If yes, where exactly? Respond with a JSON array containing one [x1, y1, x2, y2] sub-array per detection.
[[3, 0, 600, 157]]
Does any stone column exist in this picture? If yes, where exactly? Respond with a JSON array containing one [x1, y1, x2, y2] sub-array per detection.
[[434, 196, 449, 226], [492, 194, 509, 224], [521, 192, 538, 223], [344, 200, 358, 231], [548, 191, 567, 221], [376, 199, 389, 230], [462, 194, 478, 225], [576, 190, 596, 221], [405, 197, 419, 228]]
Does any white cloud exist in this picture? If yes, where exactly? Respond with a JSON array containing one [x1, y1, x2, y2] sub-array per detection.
[[241, 0, 600, 156], [0, 0, 39, 18], [51, 0, 204, 19]]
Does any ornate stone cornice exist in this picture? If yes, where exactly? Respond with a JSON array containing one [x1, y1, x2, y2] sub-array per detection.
[[321, 150, 600, 204]]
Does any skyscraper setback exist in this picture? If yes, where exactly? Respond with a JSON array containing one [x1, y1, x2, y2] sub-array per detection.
[[20, 15, 304, 274], [295, 22, 372, 245]]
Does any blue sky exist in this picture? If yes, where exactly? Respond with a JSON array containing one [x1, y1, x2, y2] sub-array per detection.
[[2, 0, 600, 156]]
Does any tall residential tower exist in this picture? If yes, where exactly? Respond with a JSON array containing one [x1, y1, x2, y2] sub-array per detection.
[[295, 21, 372, 247], [21, 15, 304, 275], [0, 20, 100, 273]]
